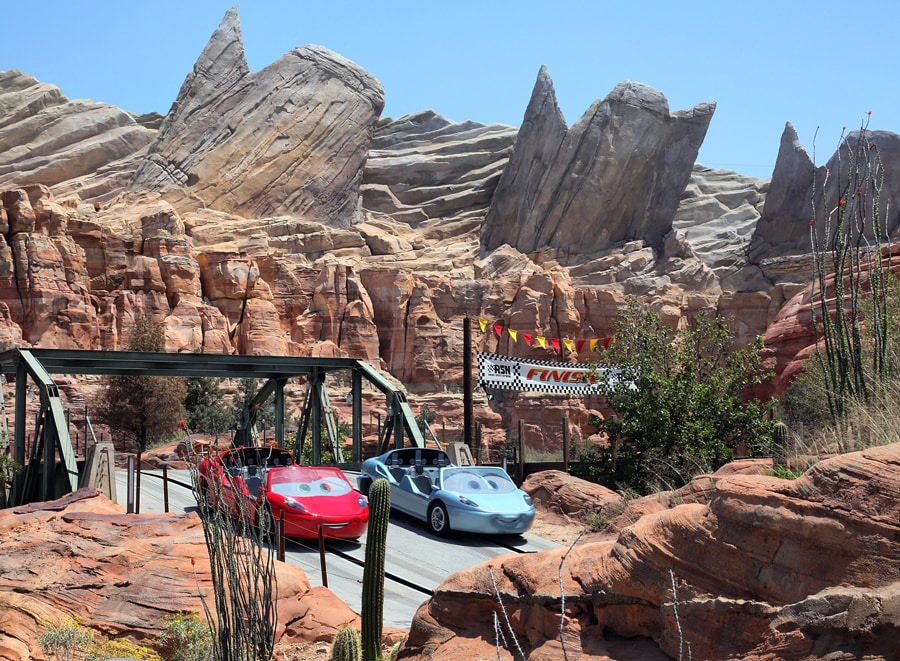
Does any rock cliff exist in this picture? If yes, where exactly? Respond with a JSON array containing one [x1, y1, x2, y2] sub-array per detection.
[[0, 5, 897, 439]]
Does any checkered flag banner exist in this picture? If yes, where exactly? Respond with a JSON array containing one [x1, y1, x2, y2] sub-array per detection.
[[477, 352, 632, 395]]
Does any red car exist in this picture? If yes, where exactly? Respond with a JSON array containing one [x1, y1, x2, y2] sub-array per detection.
[[197, 446, 369, 540]]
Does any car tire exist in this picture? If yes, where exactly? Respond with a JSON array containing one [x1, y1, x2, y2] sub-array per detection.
[[358, 476, 372, 497], [428, 501, 450, 536]]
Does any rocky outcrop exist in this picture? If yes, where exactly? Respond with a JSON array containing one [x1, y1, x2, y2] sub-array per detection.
[[481, 69, 716, 255], [0, 488, 360, 660], [402, 443, 900, 660], [128, 8, 385, 224], [749, 121, 900, 268], [0, 70, 156, 203], [363, 110, 517, 225]]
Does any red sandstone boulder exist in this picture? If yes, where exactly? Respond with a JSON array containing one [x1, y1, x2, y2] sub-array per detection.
[[401, 443, 900, 660], [0, 489, 360, 660]]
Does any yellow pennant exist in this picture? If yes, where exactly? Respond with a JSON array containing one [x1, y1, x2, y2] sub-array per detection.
[[508, 328, 518, 343]]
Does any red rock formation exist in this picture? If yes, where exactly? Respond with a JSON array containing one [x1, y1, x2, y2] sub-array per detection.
[[0, 488, 360, 660], [402, 443, 900, 659]]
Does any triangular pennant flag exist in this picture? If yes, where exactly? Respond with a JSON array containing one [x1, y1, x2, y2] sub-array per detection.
[[564, 338, 574, 352], [536, 336, 547, 348], [478, 317, 488, 333], [551, 338, 561, 352], [577, 339, 586, 353], [508, 328, 518, 343], [522, 332, 533, 346], [590, 339, 599, 352], [603, 337, 612, 349], [494, 323, 504, 337]]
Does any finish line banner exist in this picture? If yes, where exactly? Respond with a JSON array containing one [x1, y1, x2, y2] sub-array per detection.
[[477, 352, 626, 395]]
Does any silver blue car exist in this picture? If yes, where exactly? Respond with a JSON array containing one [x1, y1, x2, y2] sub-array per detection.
[[357, 447, 535, 536]]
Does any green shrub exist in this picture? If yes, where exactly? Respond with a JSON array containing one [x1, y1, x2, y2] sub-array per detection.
[[156, 612, 212, 661]]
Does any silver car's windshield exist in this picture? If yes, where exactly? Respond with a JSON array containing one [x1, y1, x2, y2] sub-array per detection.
[[441, 468, 517, 494]]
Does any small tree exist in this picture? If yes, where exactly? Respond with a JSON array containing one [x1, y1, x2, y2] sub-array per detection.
[[572, 300, 776, 493], [184, 376, 232, 439], [93, 312, 187, 452]]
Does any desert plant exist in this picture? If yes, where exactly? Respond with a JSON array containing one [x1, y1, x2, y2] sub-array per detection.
[[38, 617, 93, 661], [86, 637, 160, 661], [189, 461, 277, 661], [361, 478, 390, 661], [156, 611, 213, 661], [809, 116, 892, 421], [330, 626, 362, 661]]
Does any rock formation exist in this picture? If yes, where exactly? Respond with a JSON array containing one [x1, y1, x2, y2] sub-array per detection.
[[128, 7, 385, 224], [481, 68, 716, 255], [749, 121, 900, 266], [0, 488, 361, 660], [403, 443, 900, 659], [0, 70, 157, 203]]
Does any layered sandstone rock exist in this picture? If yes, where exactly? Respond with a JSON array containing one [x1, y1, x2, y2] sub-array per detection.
[[0, 488, 360, 660], [128, 8, 384, 224], [0, 70, 156, 203], [403, 443, 900, 660], [749, 121, 900, 266], [482, 69, 716, 255]]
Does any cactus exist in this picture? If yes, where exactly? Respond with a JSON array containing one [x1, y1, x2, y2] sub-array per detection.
[[772, 420, 789, 468], [331, 626, 362, 661], [362, 478, 390, 661]]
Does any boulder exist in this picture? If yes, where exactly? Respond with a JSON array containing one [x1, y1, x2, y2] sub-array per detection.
[[0, 489, 359, 659], [402, 443, 900, 660]]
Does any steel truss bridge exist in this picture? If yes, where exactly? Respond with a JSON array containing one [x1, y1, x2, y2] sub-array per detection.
[[0, 348, 426, 506]]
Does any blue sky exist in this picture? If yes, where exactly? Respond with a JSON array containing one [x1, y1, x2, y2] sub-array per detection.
[[2, 1, 898, 180]]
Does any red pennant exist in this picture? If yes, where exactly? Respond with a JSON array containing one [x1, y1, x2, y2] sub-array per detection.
[[551, 338, 560, 352], [493, 323, 504, 337], [603, 337, 612, 349], [577, 339, 586, 352], [522, 332, 532, 346]]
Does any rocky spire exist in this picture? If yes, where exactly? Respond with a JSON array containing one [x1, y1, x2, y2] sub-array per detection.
[[128, 7, 384, 225], [482, 71, 715, 255]]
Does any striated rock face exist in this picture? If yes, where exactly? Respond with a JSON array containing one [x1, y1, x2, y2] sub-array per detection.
[[363, 110, 517, 226], [482, 69, 716, 255], [0, 70, 156, 203], [749, 121, 900, 268], [128, 8, 385, 224], [0, 489, 359, 660], [402, 443, 900, 660]]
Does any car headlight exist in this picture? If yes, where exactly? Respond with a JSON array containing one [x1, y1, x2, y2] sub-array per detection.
[[283, 497, 307, 511], [358, 496, 368, 509], [522, 493, 533, 506], [458, 496, 481, 509]]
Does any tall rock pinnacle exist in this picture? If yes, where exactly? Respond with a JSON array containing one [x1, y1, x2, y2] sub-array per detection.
[[128, 6, 385, 225], [482, 69, 715, 255]]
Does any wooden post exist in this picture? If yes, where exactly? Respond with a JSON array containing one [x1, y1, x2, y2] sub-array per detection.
[[517, 418, 525, 484], [563, 415, 570, 471], [162, 465, 170, 513], [318, 524, 328, 588]]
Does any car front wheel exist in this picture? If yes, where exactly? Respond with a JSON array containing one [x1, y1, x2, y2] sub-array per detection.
[[428, 501, 450, 536]]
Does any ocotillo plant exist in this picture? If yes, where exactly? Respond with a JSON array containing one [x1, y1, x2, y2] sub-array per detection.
[[362, 478, 390, 661], [331, 626, 362, 661], [809, 115, 891, 421]]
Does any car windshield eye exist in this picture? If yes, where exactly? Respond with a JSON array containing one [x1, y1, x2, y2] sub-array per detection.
[[320, 482, 332, 493], [468, 480, 481, 490], [487, 480, 499, 490], [300, 483, 311, 494]]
